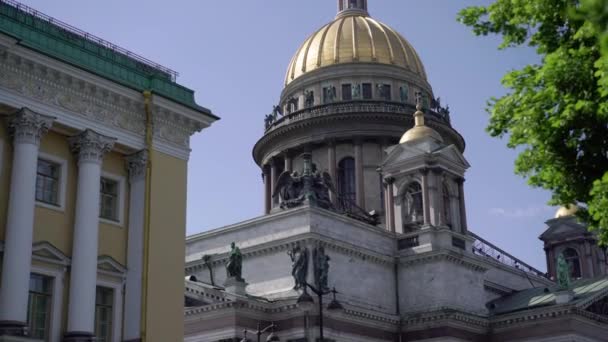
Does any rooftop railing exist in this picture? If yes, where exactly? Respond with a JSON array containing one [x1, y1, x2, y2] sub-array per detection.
[[0, 0, 178, 81], [264, 100, 452, 132], [469, 231, 548, 279]]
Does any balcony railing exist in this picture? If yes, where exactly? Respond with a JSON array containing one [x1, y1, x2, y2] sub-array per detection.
[[469, 231, 548, 279], [264, 100, 451, 132]]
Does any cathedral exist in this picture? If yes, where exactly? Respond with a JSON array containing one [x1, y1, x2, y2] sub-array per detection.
[[184, 1, 608, 341]]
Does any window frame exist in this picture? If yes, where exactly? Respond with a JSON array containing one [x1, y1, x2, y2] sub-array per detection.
[[362, 83, 373, 99], [29, 266, 65, 342], [341, 84, 352, 101], [95, 279, 123, 342], [563, 247, 583, 279], [99, 172, 125, 227], [35, 153, 68, 212]]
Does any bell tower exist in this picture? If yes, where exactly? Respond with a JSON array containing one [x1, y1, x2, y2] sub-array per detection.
[[337, 0, 369, 17], [380, 103, 470, 236]]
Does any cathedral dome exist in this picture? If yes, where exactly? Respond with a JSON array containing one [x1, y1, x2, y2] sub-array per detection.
[[284, 11, 427, 86]]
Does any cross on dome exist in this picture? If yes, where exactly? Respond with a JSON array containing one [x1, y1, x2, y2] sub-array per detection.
[[337, 0, 369, 17]]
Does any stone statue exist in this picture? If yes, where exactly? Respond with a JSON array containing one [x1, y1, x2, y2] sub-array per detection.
[[288, 245, 309, 291], [352, 84, 361, 99], [273, 153, 335, 210], [325, 86, 336, 103], [226, 242, 243, 282], [313, 246, 330, 292], [399, 85, 408, 103], [272, 105, 283, 118], [557, 253, 571, 289], [304, 90, 315, 108], [264, 114, 275, 130], [202, 254, 215, 286]]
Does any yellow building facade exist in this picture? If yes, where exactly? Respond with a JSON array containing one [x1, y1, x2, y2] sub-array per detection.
[[0, 1, 218, 342]]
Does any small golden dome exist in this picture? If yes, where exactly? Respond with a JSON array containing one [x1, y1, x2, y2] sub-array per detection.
[[400, 104, 443, 144], [285, 13, 427, 85], [555, 205, 579, 218]]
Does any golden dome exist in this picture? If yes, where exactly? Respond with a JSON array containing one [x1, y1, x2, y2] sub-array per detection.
[[400, 104, 443, 144], [555, 205, 579, 218], [285, 13, 428, 85]]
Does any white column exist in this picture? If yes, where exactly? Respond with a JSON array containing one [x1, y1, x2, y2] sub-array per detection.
[[65, 130, 115, 340], [0, 108, 54, 335], [123, 150, 147, 342]]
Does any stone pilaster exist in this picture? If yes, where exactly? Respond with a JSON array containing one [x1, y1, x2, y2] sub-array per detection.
[[65, 129, 115, 342], [354, 140, 365, 208], [456, 178, 468, 233], [123, 150, 148, 342], [0, 108, 54, 336]]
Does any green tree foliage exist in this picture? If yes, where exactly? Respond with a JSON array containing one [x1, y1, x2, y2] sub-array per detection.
[[458, 0, 608, 243]]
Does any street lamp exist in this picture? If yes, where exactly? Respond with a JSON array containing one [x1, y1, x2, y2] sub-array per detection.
[[297, 284, 342, 341], [241, 322, 280, 342]]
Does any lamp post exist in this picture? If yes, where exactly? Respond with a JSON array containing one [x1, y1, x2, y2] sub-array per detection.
[[297, 284, 342, 341], [241, 322, 280, 342]]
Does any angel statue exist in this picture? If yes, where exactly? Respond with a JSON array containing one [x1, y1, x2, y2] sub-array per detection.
[[273, 154, 336, 210], [557, 253, 571, 289], [288, 245, 309, 291]]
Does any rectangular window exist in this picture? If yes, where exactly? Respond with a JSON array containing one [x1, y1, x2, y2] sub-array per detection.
[[36, 159, 60, 206], [100, 178, 118, 221], [378, 84, 391, 101], [362, 83, 372, 99], [95, 287, 114, 342], [28, 274, 52, 341], [341, 84, 352, 101]]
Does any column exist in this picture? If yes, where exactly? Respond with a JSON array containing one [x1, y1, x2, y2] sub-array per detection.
[[456, 178, 468, 233], [263, 166, 271, 214], [327, 142, 337, 205], [0, 108, 54, 336], [270, 159, 278, 208], [354, 140, 365, 208], [421, 169, 431, 226], [385, 177, 395, 233], [65, 129, 115, 341], [284, 152, 293, 173], [123, 150, 148, 342]]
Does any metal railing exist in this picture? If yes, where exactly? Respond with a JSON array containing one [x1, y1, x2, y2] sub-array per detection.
[[265, 100, 451, 132], [469, 231, 548, 278], [0, 0, 178, 81]]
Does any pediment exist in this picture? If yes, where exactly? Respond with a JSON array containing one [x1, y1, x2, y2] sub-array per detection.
[[539, 219, 589, 241], [97, 255, 126, 276], [381, 143, 428, 167], [433, 144, 470, 168], [32, 242, 71, 266]]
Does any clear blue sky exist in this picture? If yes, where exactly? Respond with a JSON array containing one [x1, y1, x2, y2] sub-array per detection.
[[17, 0, 555, 270]]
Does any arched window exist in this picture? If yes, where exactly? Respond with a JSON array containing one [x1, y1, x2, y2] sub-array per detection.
[[337, 157, 356, 209], [442, 183, 452, 228], [563, 248, 582, 279], [402, 182, 423, 226]]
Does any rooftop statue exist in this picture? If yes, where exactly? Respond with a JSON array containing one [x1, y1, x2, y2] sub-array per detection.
[[273, 153, 335, 210], [557, 253, 571, 290], [226, 242, 243, 282], [288, 245, 309, 291]]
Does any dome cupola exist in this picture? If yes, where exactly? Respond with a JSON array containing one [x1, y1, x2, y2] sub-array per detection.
[[337, 0, 369, 18]]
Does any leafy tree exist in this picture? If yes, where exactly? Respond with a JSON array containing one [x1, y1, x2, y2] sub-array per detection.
[[458, 0, 608, 243]]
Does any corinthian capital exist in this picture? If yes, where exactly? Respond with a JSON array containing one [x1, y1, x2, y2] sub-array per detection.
[[68, 129, 116, 164], [8, 107, 55, 145], [125, 150, 148, 182]]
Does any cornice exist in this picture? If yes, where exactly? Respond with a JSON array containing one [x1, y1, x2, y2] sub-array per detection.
[[254, 110, 464, 165], [402, 307, 490, 331], [399, 250, 489, 273], [0, 49, 207, 160]]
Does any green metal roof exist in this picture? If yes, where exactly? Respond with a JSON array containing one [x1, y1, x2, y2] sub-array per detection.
[[488, 276, 608, 316], [0, 0, 217, 119]]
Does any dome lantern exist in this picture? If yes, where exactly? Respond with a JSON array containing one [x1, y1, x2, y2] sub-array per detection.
[[337, 0, 369, 17]]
